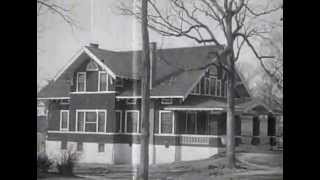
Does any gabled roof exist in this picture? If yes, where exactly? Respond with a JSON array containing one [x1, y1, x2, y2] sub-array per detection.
[[37, 44, 251, 99]]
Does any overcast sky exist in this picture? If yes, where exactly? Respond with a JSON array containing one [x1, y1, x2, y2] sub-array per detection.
[[37, 0, 282, 89]]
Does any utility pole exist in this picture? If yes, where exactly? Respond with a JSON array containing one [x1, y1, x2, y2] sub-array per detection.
[[138, 0, 150, 179]]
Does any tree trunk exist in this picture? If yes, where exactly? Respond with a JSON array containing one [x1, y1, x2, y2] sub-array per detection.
[[138, 0, 150, 179], [225, 14, 236, 169], [226, 60, 236, 168]]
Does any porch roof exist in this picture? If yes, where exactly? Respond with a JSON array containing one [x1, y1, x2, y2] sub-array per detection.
[[164, 95, 273, 114]]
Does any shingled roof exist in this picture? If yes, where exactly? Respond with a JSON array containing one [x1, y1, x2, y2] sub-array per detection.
[[38, 44, 250, 99]]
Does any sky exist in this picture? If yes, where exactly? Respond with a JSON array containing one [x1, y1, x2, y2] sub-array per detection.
[[37, 0, 282, 90]]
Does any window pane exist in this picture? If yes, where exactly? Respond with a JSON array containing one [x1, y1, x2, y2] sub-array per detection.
[[216, 80, 221, 96], [126, 112, 139, 133], [161, 112, 173, 134], [61, 141, 67, 150], [98, 143, 105, 152], [61, 111, 68, 129], [85, 123, 96, 132], [77, 142, 83, 151], [77, 112, 85, 131], [86, 112, 96, 122], [77, 73, 85, 91], [210, 78, 216, 95], [98, 112, 106, 132], [200, 79, 205, 94], [205, 78, 210, 95], [99, 73, 107, 91], [208, 115, 218, 135], [115, 111, 121, 132]]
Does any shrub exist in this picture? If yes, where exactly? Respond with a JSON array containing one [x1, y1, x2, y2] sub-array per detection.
[[56, 150, 79, 176], [37, 152, 53, 173]]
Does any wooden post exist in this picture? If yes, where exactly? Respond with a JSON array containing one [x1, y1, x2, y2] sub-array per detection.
[[139, 0, 150, 179]]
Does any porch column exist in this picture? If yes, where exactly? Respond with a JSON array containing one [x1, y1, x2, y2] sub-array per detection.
[[259, 115, 269, 145], [240, 115, 253, 144]]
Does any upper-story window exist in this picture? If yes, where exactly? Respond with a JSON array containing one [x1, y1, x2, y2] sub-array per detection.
[[191, 75, 227, 97], [98, 71, 108, 91], [86, 60, 99, 71], [77, 72, 86, 92]]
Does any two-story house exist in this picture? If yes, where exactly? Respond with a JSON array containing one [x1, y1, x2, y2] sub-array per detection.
[[37, 43, 279, 164]]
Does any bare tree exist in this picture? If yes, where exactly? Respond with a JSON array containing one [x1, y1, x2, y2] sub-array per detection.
[[139, 0, 151, 179], [119, 0, 282, 168]]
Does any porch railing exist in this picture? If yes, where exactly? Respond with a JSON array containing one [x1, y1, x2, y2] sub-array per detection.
[[180, 135, 210, 145]]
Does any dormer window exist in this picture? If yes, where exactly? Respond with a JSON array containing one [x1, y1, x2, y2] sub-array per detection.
[[86, 60, 99, 71], [77, 72, 86, 92], [161, 98, 173, 105], [98, 71, 108, 91]]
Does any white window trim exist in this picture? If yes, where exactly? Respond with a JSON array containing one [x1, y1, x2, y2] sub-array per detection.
[[161, 98, 173, 105], [75, 109, 107, 133], [186, 112, 197, 134], [115, 110, 122, 133], [159, 110, 174, 134], [98, 71, 109, 92], [125, 110, 140, 133], [76, 72, 86, 92], [126, 99, 137, 105], [86, 60, 99, 71], [60, 110, 69, 131]]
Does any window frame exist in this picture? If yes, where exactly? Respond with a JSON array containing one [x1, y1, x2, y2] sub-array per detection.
[[124, 110, 140, 133], [75, 110, 107, 133], [98, 71, 109, 92], [159, 110, 174, 134], [77, 142, 83, 152], [60, 110, 69, 131], [86, 60, 99, 71], [76, 72, 86, 92], [98, 143, 105, 153]]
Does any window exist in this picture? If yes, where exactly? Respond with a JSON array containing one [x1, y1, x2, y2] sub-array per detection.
[[210, 77, 216, 96], [86, 60, 99, 71], [77, 142, 83, 151], [159, 111, 174, 134], [76, 110, 107, 133], [98, 71, 108, 91], [98, 143, 105, 152], [61, 141, 67, 150], [60, 110, 69, 131], [216, 80, 221, 96], [186, 112, 197, 134], [115, 110, 122, 132], [126, 99, 137, 105], [125, 110, 140, 133], [77, 72, 86, 92], [205, 78, 210, 95], [161, 98, 173, 105]]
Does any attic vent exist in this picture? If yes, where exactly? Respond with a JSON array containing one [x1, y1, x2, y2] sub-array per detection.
[[86, 60, 99, 71]]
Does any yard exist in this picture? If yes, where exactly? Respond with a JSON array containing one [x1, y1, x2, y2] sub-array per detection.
[[38, 151, 283, 180]]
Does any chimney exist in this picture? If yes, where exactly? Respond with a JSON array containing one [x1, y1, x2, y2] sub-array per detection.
[[149, 42, 157, 89], [89, 43, 99, 48]]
